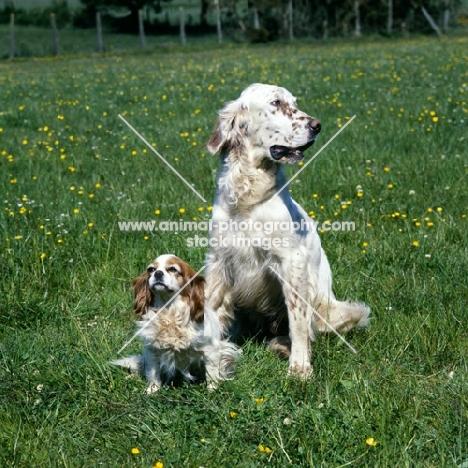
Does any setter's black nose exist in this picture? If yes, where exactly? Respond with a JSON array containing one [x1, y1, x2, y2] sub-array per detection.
[[308, 118, 321, 133]]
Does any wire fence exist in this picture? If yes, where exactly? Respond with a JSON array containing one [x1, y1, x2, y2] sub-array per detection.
[[2, 3, 468, 59]]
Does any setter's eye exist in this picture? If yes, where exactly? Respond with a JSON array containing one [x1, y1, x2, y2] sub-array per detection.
[[147, 266, 156, 274], [271, 99, 281, 108], [167, 266, 178, 273]]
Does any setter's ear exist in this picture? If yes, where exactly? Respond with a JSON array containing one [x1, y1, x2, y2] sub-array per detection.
[[131, 272, 151, 317], [206, 100, 250, 154], [189, 275, 205, 323]]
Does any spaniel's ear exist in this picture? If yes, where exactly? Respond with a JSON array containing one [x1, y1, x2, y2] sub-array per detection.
[[206, 100, 249, 154], [131, 272, 151, 317], [189, 275, 205, 323]]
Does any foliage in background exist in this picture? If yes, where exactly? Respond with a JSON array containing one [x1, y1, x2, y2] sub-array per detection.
[[1, 0, 468, 40], [0, 0, 71, 28]]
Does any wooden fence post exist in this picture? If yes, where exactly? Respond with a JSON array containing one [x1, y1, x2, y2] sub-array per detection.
[[179, 7, 186, 45], [288, 0, 293, 40], [215, 0, 222, 44], [387, 0, 393, 34], [253, 7, 260, 29], [354, 0, 361, 37], [50, 13, 59, 56], [9, 13, 15, 59], [96, 11, 103, 53], [138, 9, 146, 48]]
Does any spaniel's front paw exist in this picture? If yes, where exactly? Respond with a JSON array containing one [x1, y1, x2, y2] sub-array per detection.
[[146, 382, 161, 394]]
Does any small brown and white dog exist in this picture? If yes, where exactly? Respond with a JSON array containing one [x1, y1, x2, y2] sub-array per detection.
[[112, 254, 240, 393], [204, 83, 370, 380]]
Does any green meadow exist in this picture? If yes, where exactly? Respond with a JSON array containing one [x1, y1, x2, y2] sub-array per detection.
[[1, 36, 467, 466]]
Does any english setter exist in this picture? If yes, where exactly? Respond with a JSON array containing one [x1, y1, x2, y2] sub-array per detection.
[[204, 83, 370, 379], [112, 254, 240, 393]]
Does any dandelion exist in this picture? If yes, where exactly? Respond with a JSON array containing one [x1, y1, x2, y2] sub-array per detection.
[[22, 139, 28, 145], [179, 208, 185, 214], [258, 444, 273, 453], [412, 241, 419, 247], [153, 462, 164, 468], [95, 183, 101, 188], [254, 397, 264, 404], [131, 447, 140, 454], [230, 411, 238, 419], [155, 209, 161, 215], [436, 207, 442, 212], [388, 183, 394, 189], [10, 178, 17, 184], [73, 209, 79, 214], [366, 438, 378, 447], [362, 242, 368, 247], [40, 253, 46, 259]]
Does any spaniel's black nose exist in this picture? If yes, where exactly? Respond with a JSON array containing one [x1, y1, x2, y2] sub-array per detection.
[[154, 270, 164, 280]]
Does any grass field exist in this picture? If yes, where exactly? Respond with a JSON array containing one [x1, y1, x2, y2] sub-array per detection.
[[1, 36, 467, 467]]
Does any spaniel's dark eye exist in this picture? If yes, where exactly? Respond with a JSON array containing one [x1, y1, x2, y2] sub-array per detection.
[[167, 266, 178, 273], [271, 99, 281, 108], [147, 267, 156, 274]]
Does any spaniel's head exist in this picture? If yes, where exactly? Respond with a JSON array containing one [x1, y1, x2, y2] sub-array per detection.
[[207, 83, 321, 164], [132, 254, 204, 323]]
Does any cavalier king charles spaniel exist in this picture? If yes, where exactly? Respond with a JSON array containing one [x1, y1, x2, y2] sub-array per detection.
[[112, 254, 240, 393]]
